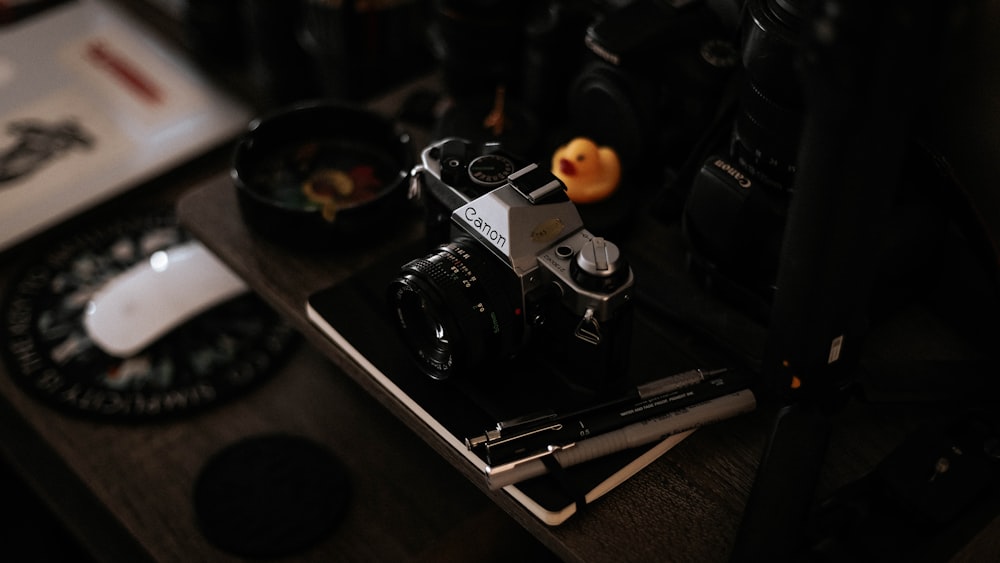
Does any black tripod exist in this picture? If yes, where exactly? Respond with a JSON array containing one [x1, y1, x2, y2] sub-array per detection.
[[729, 1, 967, 560]]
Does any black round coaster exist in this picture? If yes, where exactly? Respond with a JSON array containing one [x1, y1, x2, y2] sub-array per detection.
[[193, 434, 350, 558], [0, 210, 297, 421]]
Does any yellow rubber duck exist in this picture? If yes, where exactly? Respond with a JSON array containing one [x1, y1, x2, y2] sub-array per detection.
[[551, 137, 622, 204]]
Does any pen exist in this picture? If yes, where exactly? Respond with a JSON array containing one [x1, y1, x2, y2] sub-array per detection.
[[466, 367, 729, 450], [485, 388, 757, 489], [474, 368, 753, 464]]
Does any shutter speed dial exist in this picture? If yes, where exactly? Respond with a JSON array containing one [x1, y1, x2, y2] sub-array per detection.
[[467, 153, 516, 187]]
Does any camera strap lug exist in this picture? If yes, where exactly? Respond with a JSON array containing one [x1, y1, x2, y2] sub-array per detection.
[[574, 308, 602, 345], [407, 164, 425, 200]]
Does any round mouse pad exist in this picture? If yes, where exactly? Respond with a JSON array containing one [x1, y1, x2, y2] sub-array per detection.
[[193, 434, 350, 558], [0, 209, 297, 421]]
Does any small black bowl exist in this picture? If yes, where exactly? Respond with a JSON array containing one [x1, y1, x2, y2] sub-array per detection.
[[232, 101, 415, 247]]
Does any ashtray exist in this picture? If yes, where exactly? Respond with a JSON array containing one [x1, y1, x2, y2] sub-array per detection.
[[231, 101, 415, 247]]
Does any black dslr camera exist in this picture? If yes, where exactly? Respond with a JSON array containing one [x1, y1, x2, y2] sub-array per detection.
[[386, 138, 635, 393], [567, 0, 739, 173], [681, 0, 806, 320]]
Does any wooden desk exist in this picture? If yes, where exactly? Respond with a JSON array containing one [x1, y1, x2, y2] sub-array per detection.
[[174, 169, 1000, 562], [173, 170, 767, 561], [0, 149, 995, 563], [0, 72, 996, 563], [0, 156, 552, 562], [1, 0, 996, 559]]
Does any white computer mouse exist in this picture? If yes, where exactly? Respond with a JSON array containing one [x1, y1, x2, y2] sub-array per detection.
[[83, 240, 248, 357]]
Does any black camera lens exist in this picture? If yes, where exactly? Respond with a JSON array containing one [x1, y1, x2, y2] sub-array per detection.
[[428, 0, 530, 96], [732, 0, 807, 191], [386, 238, 521, 380]]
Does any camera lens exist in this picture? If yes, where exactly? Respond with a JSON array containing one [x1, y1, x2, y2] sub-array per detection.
[[386, 238, 520, 380], [732, 0, 807, 191]]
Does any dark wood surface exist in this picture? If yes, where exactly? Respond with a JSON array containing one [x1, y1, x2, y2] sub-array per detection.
[[0, 140, 995, 563], [2, 1, 998, 560], [0, 35, 996, 563], [0, 130, 993, 563], [175, 171, 1000, 563], [0, 161, 557, 562], [174, 172, 769, 562]]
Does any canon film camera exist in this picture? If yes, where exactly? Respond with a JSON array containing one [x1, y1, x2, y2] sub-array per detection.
[[386, 138, 634, 393]]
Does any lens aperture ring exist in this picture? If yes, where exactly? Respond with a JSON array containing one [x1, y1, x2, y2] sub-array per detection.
[[430, 242, 513, 346]]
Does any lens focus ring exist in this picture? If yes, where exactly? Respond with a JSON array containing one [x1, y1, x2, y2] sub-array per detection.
[[388, 239, 519, 379]]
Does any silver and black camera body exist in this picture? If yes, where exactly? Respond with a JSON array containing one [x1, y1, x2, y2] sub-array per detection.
[[386, 138, 634, 393]]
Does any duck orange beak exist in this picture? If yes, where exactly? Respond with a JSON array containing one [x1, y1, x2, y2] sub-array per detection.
[[558, 158, 577, 176]]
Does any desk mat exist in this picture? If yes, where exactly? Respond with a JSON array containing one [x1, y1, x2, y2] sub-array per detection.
[[1, 210, 298, 421]]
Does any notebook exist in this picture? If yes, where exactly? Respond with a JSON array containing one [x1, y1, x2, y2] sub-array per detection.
[[304, 239, 714, 525], [0, 0, 250, 251]]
